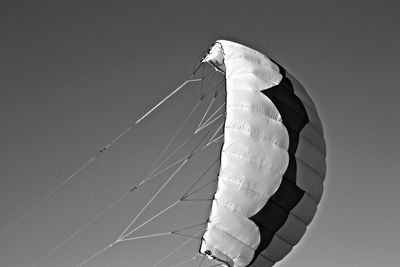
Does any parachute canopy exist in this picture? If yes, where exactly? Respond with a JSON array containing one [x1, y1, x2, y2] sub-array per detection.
[[200, 40, 326, 267]]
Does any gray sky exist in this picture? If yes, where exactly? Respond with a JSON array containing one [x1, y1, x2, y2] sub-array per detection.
[[1, 1, 399, 266]]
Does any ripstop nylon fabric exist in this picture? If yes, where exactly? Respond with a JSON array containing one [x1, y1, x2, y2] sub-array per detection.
[[200, 40, 326, 267]]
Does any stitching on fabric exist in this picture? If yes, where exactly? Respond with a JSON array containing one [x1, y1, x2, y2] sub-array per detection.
[[255, 223, 296, 247], [219, 174, 264, 198], [226, 102, 325, 155], [215, 196, 250, 217], [296, 144, 326, 175], [211, 221, 258, 251], [265, 95, 323, 135], [296, 154, 326, 180], [298, 130, 326, 158], [219, 169, 282, 200], [229, 71, 282, 86], [215, 193, 305, 249], [224, 123, 288, 152], [227, 103, 282, 122], [222, 139, 324, 182], [225, 117, 325, 157], [225, 117, 283, 130], [216, 186, 314, 248], [222, 148, 286, 173]]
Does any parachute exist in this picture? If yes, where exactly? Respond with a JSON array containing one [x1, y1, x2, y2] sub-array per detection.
[[199, 40, 326, 267], [8, 40, 326, 267]]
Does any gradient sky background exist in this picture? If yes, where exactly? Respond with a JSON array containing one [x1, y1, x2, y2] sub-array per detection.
[[1, 1, 399, 267]]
